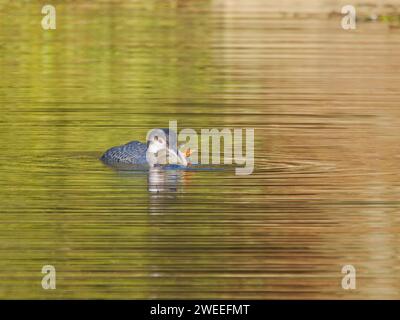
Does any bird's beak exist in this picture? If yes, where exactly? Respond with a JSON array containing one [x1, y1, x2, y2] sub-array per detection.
[[165, 148, 188, 166]]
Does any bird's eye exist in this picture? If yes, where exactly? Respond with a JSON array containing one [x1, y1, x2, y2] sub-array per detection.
[[154, 136, 158, 141]]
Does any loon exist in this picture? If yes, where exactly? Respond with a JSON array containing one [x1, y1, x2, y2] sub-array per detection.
[[100, 128, 188, 167]]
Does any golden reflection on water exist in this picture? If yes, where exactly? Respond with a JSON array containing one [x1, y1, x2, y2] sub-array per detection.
[[1, 0, 400, 299]]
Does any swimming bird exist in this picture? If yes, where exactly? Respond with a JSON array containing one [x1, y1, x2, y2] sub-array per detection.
[[100, 128, 188, 167]]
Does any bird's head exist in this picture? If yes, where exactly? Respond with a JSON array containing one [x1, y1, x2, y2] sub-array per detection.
[[146, 128, 187, 166]]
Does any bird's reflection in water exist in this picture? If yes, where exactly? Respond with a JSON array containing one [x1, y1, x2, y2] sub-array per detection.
[[105, 163, 188, 214], [148, 168, 187, 215], [148, 167, 184, 193]]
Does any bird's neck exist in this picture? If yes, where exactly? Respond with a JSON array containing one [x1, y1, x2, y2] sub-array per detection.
[[146, 151, 157, 167]]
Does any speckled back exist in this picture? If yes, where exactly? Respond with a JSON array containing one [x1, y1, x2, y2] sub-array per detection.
[[100, 141, 148, 165]]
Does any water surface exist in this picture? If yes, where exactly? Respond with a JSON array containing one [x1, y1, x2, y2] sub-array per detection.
[[1, 0, 400, 299]]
